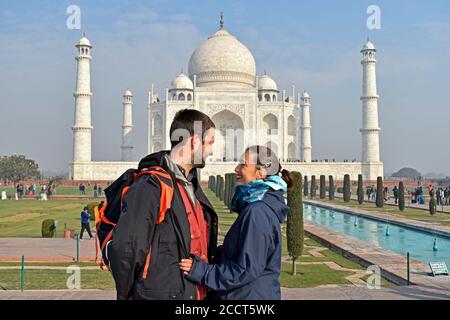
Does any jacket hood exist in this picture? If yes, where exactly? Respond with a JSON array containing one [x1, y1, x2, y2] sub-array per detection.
[[261, 190, 289, 223]]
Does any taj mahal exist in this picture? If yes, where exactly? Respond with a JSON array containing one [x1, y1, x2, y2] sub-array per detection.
[[69, 17, 383, 182]]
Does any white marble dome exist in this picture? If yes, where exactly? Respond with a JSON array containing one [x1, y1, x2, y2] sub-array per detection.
[[78, 36, 91, 47], [170, 72, 194, 90], [258, 75, 278, 91], [124, 89, 133, 96], [188, 28, 256, 88], [361, 40, 376, 51]]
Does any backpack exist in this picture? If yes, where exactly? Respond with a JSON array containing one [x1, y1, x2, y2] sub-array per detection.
[[96, 166, 174, 270]]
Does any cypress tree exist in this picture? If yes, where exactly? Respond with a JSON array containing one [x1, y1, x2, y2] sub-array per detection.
[[329, 175, 335, 200], [343, 174, 351, 202], [287, 172, 304, 276], [357, 174, 364, 205], [320, 175, 326, 199], [224, 174, 230, 207], [210, 176, 216, 192], [229, 174, 236, 212], [376, 176, 384, 208], [304, 176, 309, 196], [311, 176, 316, 199], [215, 175, 221, 197], [399, 181, 405, 212], [219, 176, 225, 201], [429, 196, 437, 215]]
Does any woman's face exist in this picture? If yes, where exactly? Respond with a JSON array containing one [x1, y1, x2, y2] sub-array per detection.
[[234, 151, 266, 184]]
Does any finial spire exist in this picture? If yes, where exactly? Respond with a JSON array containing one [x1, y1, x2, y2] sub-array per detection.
[[83, 32, 86, 37], [220, 12, 224, 29], [181, 67, 184, 74]]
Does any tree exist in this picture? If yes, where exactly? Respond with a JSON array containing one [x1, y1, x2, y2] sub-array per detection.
[[319, 175, 326, 199], [328, 175, 335, 200], [357, 174, 364, 205], [429, 195, 437, 215], [224, 174, 230, 207], [376, 176, 384, 208], [287, 172, 304, 275], [219, 176, 225, 201], [343, 174, 351, 202], [0, 155, 40, 193], [392, 167, 421, 179], [303, 176, 309, 196], [310, 176, 316, 199], [399, 181, 405, 211]]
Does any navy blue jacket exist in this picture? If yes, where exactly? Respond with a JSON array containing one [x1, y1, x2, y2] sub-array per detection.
[[187, 189, 289, 300], [81, 211, 90, 224]]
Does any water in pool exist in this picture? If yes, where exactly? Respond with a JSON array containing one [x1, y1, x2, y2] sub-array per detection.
[[304, 204, 450, 267]]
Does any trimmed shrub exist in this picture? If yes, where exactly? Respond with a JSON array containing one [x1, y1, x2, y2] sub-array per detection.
[[343, 174, 351, 202], [399, 182, 405, 211], [41, 219, 56, 238], [429, 197, 437, 215], [320, 175, 326, 199], [303, 176, 309, 196], [328, 176, 335, 200], [376, 176, 384, 208], [287, 172, 304, 276], [357, 174, 364, 205], [310, 176, 316, 199]]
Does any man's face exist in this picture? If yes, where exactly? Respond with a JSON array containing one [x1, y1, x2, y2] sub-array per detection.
[[193, 127, 215, 169]]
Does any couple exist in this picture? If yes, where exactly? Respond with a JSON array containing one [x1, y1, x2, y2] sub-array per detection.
[[108, 109, 294, 300]]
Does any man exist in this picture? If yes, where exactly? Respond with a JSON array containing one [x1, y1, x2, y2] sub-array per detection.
[[109, 109, 218, 300], [393, 186, 399, 205], [80, 206, 93, 240]]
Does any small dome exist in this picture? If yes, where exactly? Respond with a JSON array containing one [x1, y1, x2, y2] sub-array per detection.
[[302, 91, 310, 98], [188, 28, 256, 88], [78, 36, 91, 47], [170, 73, 194, 90], [124, 89, 133, 96], [258, 75, 278, 91], [361, 40, 376, 52]]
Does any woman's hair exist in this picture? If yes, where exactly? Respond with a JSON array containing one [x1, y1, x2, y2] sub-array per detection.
[[245, 145, 295, 192]]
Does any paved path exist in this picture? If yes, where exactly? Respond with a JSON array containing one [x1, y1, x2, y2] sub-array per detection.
[[1, 285, 449, 300], [0, 238, 97, 262]]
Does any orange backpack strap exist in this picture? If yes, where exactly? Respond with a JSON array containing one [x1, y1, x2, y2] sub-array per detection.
[[133, 166, 174, 225]]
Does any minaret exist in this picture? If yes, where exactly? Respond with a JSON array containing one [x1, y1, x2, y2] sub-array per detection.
[[300, 91, 312, 162], [121, 89, 134, 161], [72, 35, 93, 162], [360, 40, 381, 163]]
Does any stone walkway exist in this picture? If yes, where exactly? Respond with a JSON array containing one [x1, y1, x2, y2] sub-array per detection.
[[0, 238, 97, 262], [1, 285, 449, 300]]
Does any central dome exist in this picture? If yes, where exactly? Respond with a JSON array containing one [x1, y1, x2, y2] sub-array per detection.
[[188, 28, 256, 88]]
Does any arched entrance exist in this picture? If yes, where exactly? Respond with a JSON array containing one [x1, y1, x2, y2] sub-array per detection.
[[211, 110, 244, 162]]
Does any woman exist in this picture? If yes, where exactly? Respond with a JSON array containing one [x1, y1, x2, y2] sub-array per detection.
[[179, 145, 294, 300]]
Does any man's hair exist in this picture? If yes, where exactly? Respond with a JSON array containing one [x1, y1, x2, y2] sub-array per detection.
[[169, 109, 215, 149]]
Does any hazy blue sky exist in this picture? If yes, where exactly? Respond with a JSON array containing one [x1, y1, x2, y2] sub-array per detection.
[[0, 0, 449, 175]]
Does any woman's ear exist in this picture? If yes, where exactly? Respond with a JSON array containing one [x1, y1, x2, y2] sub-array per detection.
[[256, 168, 267, 180]]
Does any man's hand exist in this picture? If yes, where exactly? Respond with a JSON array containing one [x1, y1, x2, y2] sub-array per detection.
[[179, 258, 193, 275]]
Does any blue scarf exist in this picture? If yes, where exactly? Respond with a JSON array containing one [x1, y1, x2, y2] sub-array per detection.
[[231, 175, 287, 213]]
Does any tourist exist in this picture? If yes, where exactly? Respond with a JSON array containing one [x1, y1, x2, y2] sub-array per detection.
[[393, 186, 399, 205], [80, 206, 93, 240], [445, 188, 449, 206], [98, 185, 102, 196], [93, 183, 98, 198], [366, 186, 371, 201], [108, 109, 218, 300], [180, 145, 293, 300]]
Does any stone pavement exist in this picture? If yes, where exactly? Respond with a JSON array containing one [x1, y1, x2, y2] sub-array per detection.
[[0, 238, 97, 262], [1, 285, 449, 300]]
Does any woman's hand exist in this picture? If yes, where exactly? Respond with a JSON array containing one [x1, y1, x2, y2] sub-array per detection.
[[179, 258, 193, 275]]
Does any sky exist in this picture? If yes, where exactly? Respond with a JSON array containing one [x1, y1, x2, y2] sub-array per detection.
[[0, 0, 449, 175]]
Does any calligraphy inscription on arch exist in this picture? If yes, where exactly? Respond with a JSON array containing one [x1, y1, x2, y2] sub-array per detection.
[[207, 104, 245, 117]]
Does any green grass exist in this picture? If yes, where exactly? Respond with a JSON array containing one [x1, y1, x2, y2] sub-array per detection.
[[314, 198, 450, 226], [279, 263, 353, 288], [0, 199, 102, 237], [1, 186, 99, 197], [0, 268, 114, 290]]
